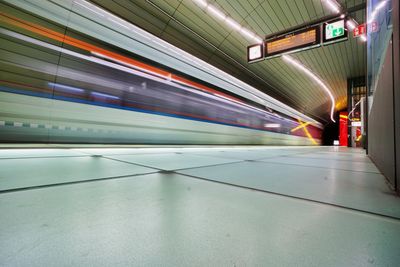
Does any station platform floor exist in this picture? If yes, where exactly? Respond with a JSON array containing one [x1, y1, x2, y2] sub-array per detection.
[[1, 145, 400, 266]]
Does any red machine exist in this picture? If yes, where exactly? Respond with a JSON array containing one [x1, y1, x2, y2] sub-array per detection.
[[339, 111, 348, 146]]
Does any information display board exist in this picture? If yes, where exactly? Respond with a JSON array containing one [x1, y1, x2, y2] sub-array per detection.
[[265, 26, 321, 58], [247, 43, 264, 63], [322, 19, 348, 44]]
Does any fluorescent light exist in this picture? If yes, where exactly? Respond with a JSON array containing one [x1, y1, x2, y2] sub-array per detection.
[[207, 5, 226, 20], [324, 0, 341, 13], [253, 36, 263, 44], [346, 19, 357, 30], [193, 0, 208, 8], [192, 0, 261, 44], [225, 17, 242, 31], [282, 55, 336, 122], [240, 27, 255, 39]]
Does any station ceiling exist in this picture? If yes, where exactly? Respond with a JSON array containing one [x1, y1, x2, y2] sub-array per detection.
[[92, 0, 366, 123]]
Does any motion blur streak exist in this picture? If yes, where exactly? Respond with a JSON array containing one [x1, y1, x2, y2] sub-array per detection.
[[0, 2, 322, 144], [291, 122, 312, 132], [0, 28, 268, 117], [282, 55, 336, 123], [0, 12, 240, 103], [297, 120, 317, 145]]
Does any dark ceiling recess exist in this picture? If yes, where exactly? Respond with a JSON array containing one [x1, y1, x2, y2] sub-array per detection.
[[91, 0, 366, 124]]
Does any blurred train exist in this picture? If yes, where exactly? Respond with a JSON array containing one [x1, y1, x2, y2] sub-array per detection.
[[0, 0, 322, 145]]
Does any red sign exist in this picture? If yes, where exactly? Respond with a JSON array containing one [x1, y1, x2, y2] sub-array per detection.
[[339, 112, 348, 147], [353, 24, 366, 37]]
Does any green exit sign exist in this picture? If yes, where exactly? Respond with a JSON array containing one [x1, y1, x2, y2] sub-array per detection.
[[323, 19, 348, 45], [327, 23, 344, 37]]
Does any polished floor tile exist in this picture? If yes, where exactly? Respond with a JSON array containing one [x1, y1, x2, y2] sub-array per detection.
[[179, 161, 400, 218], [182, 148, 314, 160], [0, 157, 156, 191], [261, 156, 380, 173], [106, 153, 240, 171], [1, 173, 399, 267], [292, 152, 374, 162], [1, 146, 399, 266]]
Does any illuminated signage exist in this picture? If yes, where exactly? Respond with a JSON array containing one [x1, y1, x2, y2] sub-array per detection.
[[323, 19, 348, 44], [247, 43, 264, 63], [247, 16, 350, 62], [353, 23, 366, 37], [265, 26, 320, 58], [370, 21, 379, 33]]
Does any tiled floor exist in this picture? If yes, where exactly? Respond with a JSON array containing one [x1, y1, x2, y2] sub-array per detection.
[[1, 146, 400, 266]]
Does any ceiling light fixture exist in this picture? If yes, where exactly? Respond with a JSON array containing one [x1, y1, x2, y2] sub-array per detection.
[[193, 0, 207, 8], [282, 55, 336, 122], [192, 0, 263, 44], [207, 5, 226, 20], [346, 19, 357, 30], [324, 0, 341, 14], [240, 27, 255, 39], [225, 17, 241, 31]]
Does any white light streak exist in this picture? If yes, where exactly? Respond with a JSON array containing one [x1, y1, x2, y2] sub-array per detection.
[[49, 82, 84, 93], [91, 92, 120, 99], [264, 123, 281, 128], [74, 1, 104, 17], [253, 36, 264, 44], [240, 27, 255, 39], [107, 18, 129, 29], [368, 0, 388, 23], [360, 35, 367, 42], [207, 5, 226, 20], [193, 0, 208, 8], [346, 19, 357, 30], [282, 55, 336, 122], [324, 0, 341, 13], [91, 51, 170, 80], [131, 29, 150, 39], [225, 17, 241, 31], [348, 99, 362, 119], [192, 0, 263, 44]]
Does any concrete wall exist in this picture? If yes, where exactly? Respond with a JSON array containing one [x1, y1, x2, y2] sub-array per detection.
[[368, 39, 396, 188]]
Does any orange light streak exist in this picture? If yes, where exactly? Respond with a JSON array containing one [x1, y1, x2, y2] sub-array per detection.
[[291, 121, 311, 132], [0, 12, 241, 102], [293, 120, 317, 144]]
